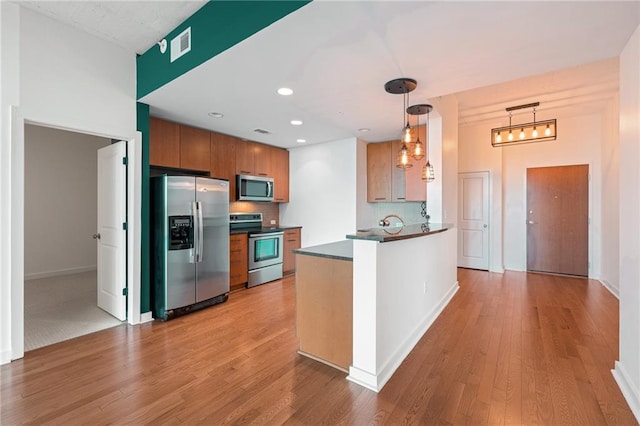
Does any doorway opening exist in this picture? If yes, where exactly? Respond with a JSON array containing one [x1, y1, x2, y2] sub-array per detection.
[[526, 164, 589, 277], [24, 124, 123, 351]]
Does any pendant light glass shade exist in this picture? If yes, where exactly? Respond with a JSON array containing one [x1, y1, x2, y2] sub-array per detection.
[[412, 139, 424, 160], [410, 109, 425, 160], [422, 161, 435, 182], [421, 108, 435, 183], [396, 142, 413, 169]]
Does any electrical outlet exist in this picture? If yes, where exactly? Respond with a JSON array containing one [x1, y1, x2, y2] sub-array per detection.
[[270, 219, 276, 225]]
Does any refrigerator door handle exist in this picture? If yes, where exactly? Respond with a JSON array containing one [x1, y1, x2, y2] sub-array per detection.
[[191, 201, 198, 264], [197, 201, 204, 263]]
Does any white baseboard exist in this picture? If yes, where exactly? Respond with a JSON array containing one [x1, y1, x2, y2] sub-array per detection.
[[0, 349, 11, 365], [25, 265, 97, 281], [347, 365, 380, 392], [612, 361, 640, 423], [347, 281, 460, 393], [140, 311, 154, 323], [599, 279, 620, 299]]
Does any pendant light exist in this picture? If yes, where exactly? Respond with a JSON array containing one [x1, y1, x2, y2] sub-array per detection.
[[397, 91, 413, 169], [421, 106, 435, 182], [409, 105, 425, 161], [384, 78, 417, 170]]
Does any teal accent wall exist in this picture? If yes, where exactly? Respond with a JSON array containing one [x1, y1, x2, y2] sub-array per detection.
[[136, 102, 151, 313], [137, 0, 311, 99]]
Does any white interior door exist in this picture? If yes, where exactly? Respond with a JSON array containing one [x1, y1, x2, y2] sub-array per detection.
[[458, 171, 490, 270], [97, 141, 127, 320]]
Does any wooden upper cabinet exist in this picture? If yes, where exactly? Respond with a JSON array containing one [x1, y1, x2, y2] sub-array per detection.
[[211, 132, 237, 202], [367, 134, 426, 203], [391, 141, 407, 202], [367, 142, 392, 202], [272, 148, 290, 203], [253, 143, 272, 177], [180, 125, 210, 171], [149, 117, 180, 168], [235, 139, 254, 176]]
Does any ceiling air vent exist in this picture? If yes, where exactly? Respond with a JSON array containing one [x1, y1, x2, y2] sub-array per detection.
[[170, 27, 191, 63], [253, 128, 271, 135]]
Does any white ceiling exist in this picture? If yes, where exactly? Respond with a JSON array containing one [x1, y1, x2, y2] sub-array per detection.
[[16, 0, 207, 55], [16, 1, 640, 148]]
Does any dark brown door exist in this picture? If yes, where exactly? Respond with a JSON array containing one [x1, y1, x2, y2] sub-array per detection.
[[527, 165, 589, 276]]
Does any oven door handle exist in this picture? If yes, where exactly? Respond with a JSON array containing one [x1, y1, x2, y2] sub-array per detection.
[[249, 232, 284, 239]]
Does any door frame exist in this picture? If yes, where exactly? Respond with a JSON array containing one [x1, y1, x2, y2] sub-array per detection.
[[9, 106, 141, 362], [457, 170, 491, 270]]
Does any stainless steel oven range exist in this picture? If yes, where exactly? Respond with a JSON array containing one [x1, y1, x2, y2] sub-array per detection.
[[230, 213, 283, 288]]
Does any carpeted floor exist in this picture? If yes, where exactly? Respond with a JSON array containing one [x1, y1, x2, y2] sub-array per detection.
[[24, 270, 123, 351]]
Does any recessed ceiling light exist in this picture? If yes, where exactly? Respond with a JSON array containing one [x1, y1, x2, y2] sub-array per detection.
[[290, 120, 303, 126], [277, 87, 293, 96], [358, 128, 370, 132], [208, 112, 224, 118], [296, 139, 306, 143]]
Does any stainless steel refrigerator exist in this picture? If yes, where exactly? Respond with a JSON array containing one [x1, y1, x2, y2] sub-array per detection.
[[152, 175, 229, 320]]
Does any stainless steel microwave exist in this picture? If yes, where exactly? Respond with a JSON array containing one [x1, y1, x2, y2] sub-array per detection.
[[236, 174, 274, 202]]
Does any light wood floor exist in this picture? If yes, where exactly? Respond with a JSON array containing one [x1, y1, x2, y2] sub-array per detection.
[[1, 269, 637, 425]]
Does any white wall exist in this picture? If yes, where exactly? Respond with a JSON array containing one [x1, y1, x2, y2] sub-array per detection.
[[459, 104, 614, 276], [349, 228, 458, 391], [614, 24, 640, 422], [0, 1, 21, 365], [280, 137, 357, 247], [502, 111, 603, 273], [601, 98, 620, 294], [20, 8, 136, 139], [459, 123, 504, 273], [0, 4, 136, 364], [432, 96, 459, 226], [24, 125, 110, 279]]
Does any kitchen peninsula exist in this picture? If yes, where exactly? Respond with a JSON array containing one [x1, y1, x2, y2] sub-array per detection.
[[294, 223, 458, 392]]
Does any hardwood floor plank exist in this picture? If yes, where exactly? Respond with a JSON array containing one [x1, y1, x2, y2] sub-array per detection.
[[1, 270, 637, 425]]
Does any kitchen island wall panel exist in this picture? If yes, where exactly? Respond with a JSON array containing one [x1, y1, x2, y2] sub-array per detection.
[[348, 228, 458, 392]]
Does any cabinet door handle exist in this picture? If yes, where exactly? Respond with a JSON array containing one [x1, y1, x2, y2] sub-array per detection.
[[374, 197, 386, 200]]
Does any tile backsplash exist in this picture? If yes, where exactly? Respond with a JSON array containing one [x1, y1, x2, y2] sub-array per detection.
[[230, 201, 279, 226]]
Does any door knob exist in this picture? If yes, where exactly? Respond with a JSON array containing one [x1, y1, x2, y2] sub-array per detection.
[[93, 233, 101, 240], [528, 221, 537, 225], [483, 224, 488, 228]]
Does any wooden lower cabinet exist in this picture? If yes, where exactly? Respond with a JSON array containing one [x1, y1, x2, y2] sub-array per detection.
[[229, 234, 248, 290], [295, 254, 353, 371], [283, 228, 301, 275]]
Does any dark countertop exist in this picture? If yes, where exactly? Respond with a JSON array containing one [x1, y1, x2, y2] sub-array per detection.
[[346, 223, 452, 243], [293, 240, 353, 261]]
